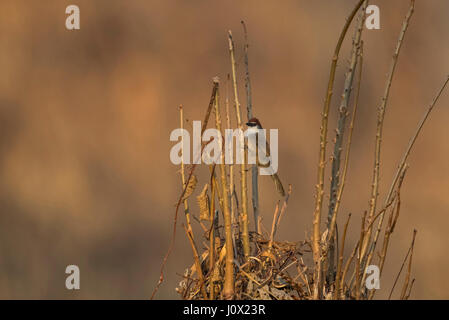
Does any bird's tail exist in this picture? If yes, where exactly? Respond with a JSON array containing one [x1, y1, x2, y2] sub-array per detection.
[[271, 173, 285, 197]]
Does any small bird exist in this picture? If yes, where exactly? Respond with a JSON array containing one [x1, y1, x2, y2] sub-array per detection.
[[245, 117, 285, 197]]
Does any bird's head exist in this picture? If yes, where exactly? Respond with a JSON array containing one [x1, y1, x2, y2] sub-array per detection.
[[246, 117, 262, 129]]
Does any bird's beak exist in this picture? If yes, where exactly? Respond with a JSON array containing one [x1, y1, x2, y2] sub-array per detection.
[[245, 122, 251, 126]]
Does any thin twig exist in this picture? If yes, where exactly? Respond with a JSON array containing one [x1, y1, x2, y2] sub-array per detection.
[[379, 166, 408, 273], [389, 229, 417, 299], [385, 74, 449, 212], [361, 0, 415, 264], [400, 230, 417, 299]]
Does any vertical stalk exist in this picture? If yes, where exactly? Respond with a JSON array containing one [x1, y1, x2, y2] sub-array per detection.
[[334, 213, 351, 299], [360, 0, 415, 269], [241, 21, 260, 236], [225, 75, 236, 244], [400, 230, 417, 299], [326, 1, 367, 284], [312, 0, 365, 298], [228, 31, 250, 260], [208, 164, 218, 299], [179, 105, 193, 232], [355, 211, 366, 300], [214, 83, 235, 299]]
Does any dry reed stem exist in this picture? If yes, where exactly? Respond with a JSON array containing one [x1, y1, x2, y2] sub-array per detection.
[[208, 165, 217, 299], [182, 224, 208, 299], [213, 83, 235, 299], [225, 74, 235, 224], [241, 21, 260, 236], [274, 185, 292, 239], [268, 202, 280, 250], [327, 1, 367, 283], [334, 213, 351, 299], [404, 278, 415, 300], [312, 0, 365, 298], [211, 166, 225, 213], [326, 29, 365, 284], [339, 240, 359, 299], [229, 30, 250, 260], [225, 74, 238, 249], [179, 106, 194, 231], [361, 0, 415, 264], [333, 41, 363, 299], [355, 211, 366, 300]]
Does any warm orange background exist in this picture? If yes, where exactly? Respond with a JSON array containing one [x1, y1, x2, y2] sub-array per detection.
[[0, 1, 447, 299]]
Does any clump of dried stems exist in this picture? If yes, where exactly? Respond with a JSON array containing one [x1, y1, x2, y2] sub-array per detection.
[[152, 0, 449, 300]]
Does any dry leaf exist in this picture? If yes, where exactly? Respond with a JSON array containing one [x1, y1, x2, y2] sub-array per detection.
[[197, 184, 210, 221]]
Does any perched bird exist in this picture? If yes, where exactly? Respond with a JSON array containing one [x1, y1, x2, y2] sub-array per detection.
[[245, 117, 285, 197]]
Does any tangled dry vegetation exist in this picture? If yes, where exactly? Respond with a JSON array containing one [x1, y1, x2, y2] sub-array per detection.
[[152, 0, 448, 300]]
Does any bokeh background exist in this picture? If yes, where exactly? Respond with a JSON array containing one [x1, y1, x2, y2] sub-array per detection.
[[0, 0, 448, 299]]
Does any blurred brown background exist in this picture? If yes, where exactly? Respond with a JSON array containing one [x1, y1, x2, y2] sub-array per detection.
[[0, 0, 448, 299]]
